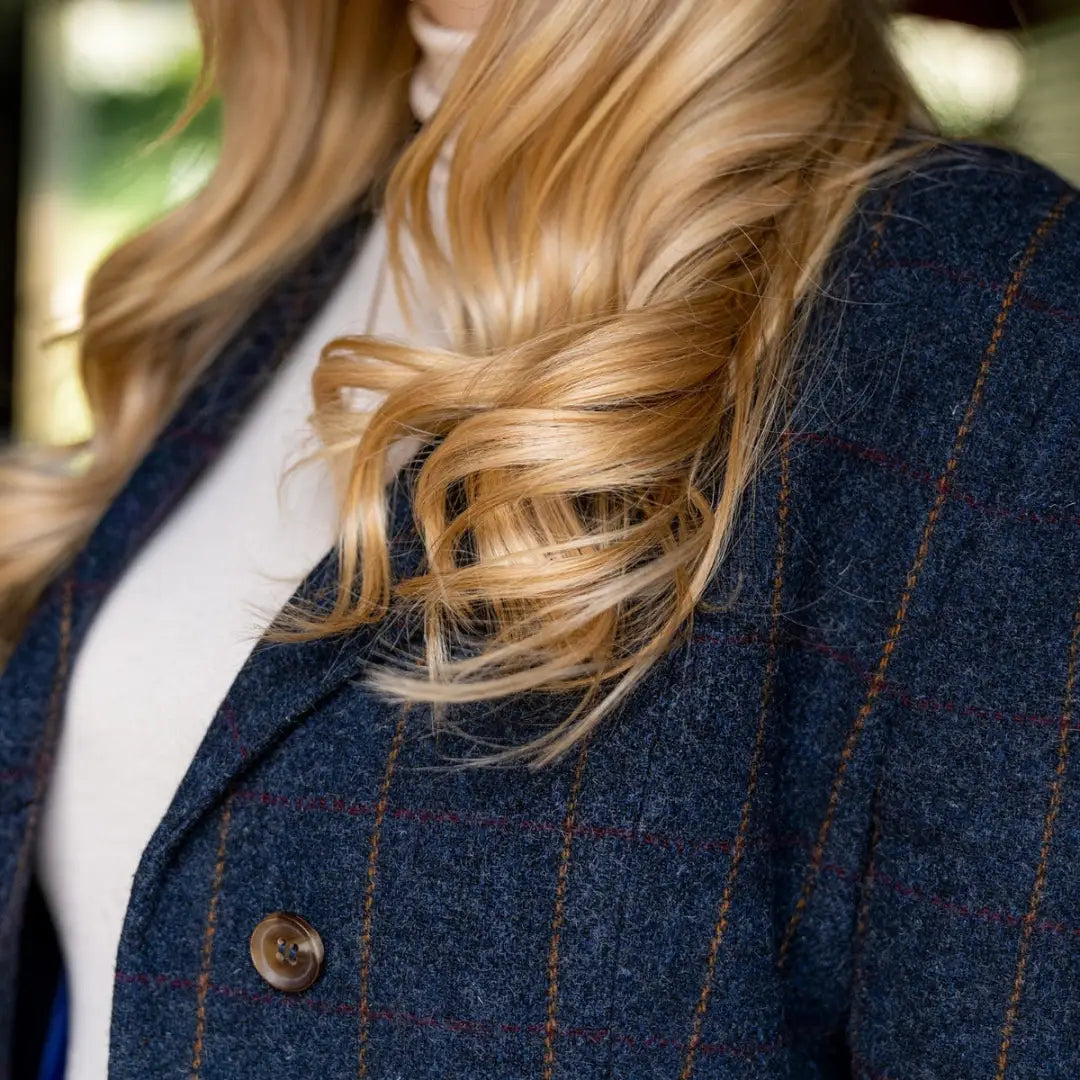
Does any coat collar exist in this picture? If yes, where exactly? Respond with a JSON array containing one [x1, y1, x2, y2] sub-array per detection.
[[1, 193, 439, 945]]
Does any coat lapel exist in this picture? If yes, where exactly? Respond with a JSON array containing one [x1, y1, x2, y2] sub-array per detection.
[[0, 196, 397, 955], [121, 437, 437, 942]]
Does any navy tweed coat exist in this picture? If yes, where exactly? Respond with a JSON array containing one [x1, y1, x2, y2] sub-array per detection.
[[2, 141, 1080, 1079]]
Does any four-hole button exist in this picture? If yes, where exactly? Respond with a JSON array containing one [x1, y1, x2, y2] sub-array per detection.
[[249, 910, 325, 993]]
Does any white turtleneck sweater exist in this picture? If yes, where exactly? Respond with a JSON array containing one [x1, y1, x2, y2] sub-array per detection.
[[34, 7, 478, 1077]]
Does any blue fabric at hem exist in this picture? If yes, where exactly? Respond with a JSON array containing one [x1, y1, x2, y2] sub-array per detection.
[[37, 966, 67, 1080]]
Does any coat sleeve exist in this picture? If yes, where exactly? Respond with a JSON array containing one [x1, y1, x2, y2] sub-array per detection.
[[814, 154, 1080, 1079]]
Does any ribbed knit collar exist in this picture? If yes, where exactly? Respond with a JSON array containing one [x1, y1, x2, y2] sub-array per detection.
[[407, 2, 480, 124]]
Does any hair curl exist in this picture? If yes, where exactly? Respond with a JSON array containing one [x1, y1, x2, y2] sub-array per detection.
[[0, 0, 933, 767]]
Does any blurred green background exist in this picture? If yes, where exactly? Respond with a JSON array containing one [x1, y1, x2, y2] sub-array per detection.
[[14, 0, 1080, 446], [17, 0, 218, 445]]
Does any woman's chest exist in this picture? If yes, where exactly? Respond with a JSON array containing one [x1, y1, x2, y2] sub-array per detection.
[[105, 629, 798, 1080]]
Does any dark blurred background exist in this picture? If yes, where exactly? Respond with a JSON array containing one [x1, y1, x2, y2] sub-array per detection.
[[2, 0, 1079, 447]]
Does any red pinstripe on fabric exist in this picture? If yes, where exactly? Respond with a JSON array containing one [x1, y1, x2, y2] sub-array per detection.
[[541, 738, 590, 1079], [817, 859, 1080, 937], [695, 629, 1080, 733], [793, 430, 1080, 528], [777, 189, 1076, 969], [117, 970, 788, 1058], [63, 397, 1080, 607], [225, 781, 1080, 937], [220, 699, 249, 760], [223, 634, 1075, 797], [874, 257, 1077, 324], [678, 394, 796, 1080], [232, 785, 759, 856], [995, 590, 1080, 1078], [357, 708, 410, 1079]]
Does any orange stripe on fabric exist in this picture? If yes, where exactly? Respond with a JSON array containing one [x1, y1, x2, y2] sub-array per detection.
[[867, 190, 897, 262], [778, 188, 1075, 969], [995, 590, 1080, 1079], [191, 788, 236, 1078], [358, 708, 410, 1079], [541, 738, 590, 1080], [678, 397, 796, 1080]]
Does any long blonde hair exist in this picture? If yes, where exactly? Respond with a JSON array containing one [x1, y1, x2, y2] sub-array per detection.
[[1, 0, 931, 766]]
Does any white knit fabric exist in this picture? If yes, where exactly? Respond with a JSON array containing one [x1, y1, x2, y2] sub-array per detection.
[[34, 6, 477, 1077]]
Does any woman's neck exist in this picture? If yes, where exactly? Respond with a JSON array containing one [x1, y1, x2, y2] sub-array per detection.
[[415, 0, 493, 31]]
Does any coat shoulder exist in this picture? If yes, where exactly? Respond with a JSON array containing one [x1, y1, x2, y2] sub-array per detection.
[[846, 139, 1079, 267], [798, 139, 1080, 443], [765, 145, 1080, 1078]]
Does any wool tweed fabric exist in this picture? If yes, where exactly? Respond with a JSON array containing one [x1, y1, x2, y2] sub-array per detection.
[[2, 141, 1080, 1079]]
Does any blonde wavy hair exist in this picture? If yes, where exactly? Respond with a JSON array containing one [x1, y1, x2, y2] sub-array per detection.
[[1, 0, 931, 766]]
